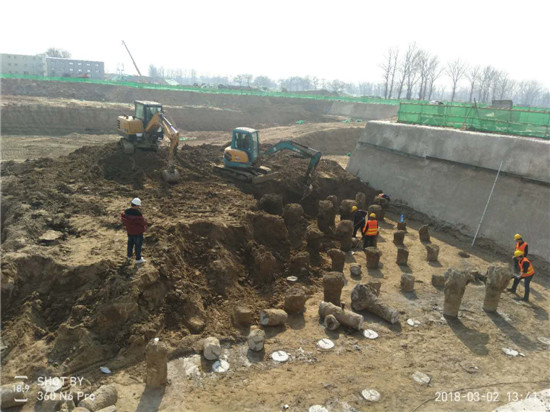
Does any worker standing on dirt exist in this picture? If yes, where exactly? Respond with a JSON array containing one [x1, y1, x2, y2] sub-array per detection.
[[362, 213, 378, 248], [351, 205, 368, 238], [374, 192, 391, 209], [508, 250, 535, 302], [121, 198, 147, 264]]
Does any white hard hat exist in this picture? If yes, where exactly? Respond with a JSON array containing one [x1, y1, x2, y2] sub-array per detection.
[[131, 197, 142, 206]]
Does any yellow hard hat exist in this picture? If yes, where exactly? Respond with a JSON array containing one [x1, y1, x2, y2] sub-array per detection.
[[351, 206, 358, 212], [513, 250, 524, 258], [369, 213, 376, 218], [514, 234, 522, 240]]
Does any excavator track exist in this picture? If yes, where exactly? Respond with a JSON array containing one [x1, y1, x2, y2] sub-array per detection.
[[213, 165, 278, 184]]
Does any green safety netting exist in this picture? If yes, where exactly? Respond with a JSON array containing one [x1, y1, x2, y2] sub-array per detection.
[[397, 103, 550, 139], [1, 74, 422, 105]]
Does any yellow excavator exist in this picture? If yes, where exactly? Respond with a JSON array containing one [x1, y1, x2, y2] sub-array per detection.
[[117, 100, 180, 182]]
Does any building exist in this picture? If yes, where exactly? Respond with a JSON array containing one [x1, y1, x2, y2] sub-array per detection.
[[1, 53, 47, 76], [1, 53, 105, 79], [46, 57, 104, 79]]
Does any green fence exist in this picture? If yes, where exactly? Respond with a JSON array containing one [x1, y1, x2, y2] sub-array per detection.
[[397, 103, 550, 139], [0, 73, 422, 106]]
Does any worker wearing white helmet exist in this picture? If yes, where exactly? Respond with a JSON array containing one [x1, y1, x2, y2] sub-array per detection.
[[121, 197, 147, 264]]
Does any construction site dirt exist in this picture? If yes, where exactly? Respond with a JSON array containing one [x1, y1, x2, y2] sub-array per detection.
[[0, 80, 548, 412]]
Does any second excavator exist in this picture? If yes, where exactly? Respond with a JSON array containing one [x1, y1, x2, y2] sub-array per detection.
[[117, 100, 180, 182], [214, 127, 322, 185]]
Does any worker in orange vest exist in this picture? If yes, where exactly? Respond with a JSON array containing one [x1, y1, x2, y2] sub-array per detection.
[[514, 234, 528, 257], [508, 250, 535, 302], [362, 213, 378, 248]]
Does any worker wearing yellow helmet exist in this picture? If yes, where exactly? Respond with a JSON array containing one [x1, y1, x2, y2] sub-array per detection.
[[514, 234, 528, 257], [361, 212, 378, 248], [508, 249, 535, 302], [351, 205, 368, 238]]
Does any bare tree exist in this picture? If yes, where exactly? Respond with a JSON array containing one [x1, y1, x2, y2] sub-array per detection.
[[466, 66, 481, 102], [477, 66, 497, 103], [45, 48, 71, 58], [380, 47, 399, 99], [517, 80, 542, 106], [446, 59, 467, 102], [426, 56, 443, 101], [253, 75, 274, 89], [396, 43, 419, 99]]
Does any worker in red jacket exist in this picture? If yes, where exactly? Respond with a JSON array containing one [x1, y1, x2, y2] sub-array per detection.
[[514, 234, 528, 257], [121, 197, 147, 264], [508, 249, 535, 302]]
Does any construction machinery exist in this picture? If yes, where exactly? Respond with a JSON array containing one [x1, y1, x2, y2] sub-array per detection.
[[117, 100, 180, 182], [214, 127, 322, 185]]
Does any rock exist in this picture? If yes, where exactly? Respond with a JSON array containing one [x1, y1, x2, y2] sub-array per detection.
[[250, 213, 289, 258], [306, 226, 324, 262], [260, 309, 288, 326], [412, 371, 431, 385], [339, 199, 358, 220], [393, 230, 406, 245], [368, 204, 384, 220], [324, 314, 340, 331], [257, 193, 283, 215], [249, 244, 277, 284], [426, 244, 440, 261], [317, 200, 336, 235], [96, 407, 116, 412], [350, 264, 362, 278], [396, 247, 409, 266], [351, 284, 399, 324], [203, 337, 221, 361], [284, 287, 307, 314], [366, 280, 381, 296], [289, 251, 310, 274], [327, 248, 345, 272], [397, 221, 407, 231], [365, 247, 381, 269], [323, 272, 345, 306], [419, 225, 430, 242], [400, 274, 415, 292], [319, 301, 363, 330], [443, 268, 472, 317], [431, 274, 445, 287], [39, 229, 63, 244], [79, 385, 118, 411], [483, 263, 511, 312], [355, 192, 367, 210], [335, 220, 353, 252], [326, 195, 339, 212], [233, 306, 254, 326], [145, 338, 168, 387], [248, 327, 265, 352], [458, 251, 470, 258], [283, 203, 304, 226]]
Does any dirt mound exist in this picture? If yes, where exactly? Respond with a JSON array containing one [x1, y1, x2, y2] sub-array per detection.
[[0, 140, 375, 378]]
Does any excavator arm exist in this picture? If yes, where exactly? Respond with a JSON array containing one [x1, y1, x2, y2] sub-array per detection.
[[145, 112, 181, 182], [261, 141, 322, 184]]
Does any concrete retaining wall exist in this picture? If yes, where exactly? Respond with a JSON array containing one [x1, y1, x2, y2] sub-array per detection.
[[328, 102, 398, 121], [347, 121, 550, 260]]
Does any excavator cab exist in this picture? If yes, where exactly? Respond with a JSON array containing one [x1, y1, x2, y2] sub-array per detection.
[[223, 127, 260, 168]]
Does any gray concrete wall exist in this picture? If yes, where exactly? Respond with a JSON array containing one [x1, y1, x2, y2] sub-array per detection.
[[328, 102, 398, 121], [347, 121, 550, 260]]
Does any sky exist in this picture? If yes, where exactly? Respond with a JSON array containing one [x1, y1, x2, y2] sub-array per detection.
[[1, 0, 549, 87]]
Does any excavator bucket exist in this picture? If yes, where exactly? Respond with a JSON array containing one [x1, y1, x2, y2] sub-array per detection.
[[162, 167, 180, 183]]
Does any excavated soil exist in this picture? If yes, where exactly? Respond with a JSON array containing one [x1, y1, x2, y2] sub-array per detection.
[[0, 141, 375, 384]]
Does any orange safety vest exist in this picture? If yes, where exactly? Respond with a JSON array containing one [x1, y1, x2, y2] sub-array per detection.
[[519, 257, 534, 278], [363, 219, 378, 236], [515, 241, 527, 254]]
